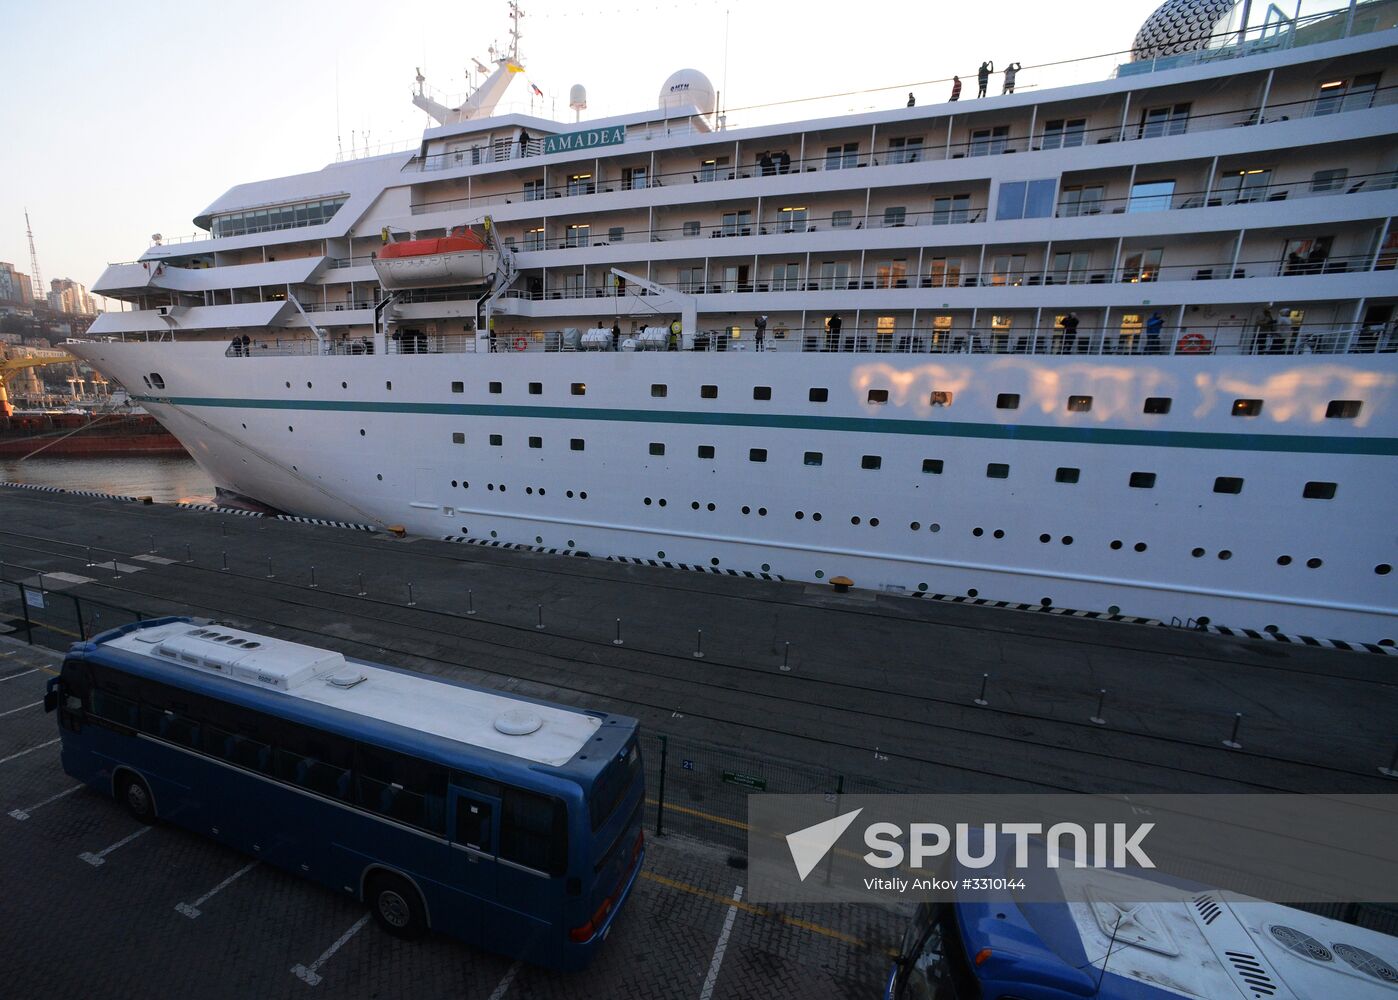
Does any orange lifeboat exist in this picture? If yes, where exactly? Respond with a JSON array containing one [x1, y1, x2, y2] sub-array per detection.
[[373, 227, 498, 289]]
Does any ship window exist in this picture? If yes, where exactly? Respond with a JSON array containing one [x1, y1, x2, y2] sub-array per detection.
[[490, 434, 503, 446], [571, 439, 585, 451], [648, 383, 668, 398], [931, 194, 971, 225], [529, 436, 542, 449], [996, 179, 1056, 220], [683, 221, 700, 237], [524, 227, 544, 251], [1303, 481, 1336, 499], [571, 383, 586, 396], [1143, 397, 1172, 414], [1056, 467, 1080, 483], [1138, 102, 1191, 139], [969, 125, 1009, 157], [523, 179, 544, 201], [1129, 471, 1156, 489], [883, 206, 907, 227], [1041, 118, 1086, 150], [1214, 477, 1244, 494], [809, 387, 829, 402], [1325, 400, 1361, 418], [922, 459, 944, 474], [488, 381, 501, 394], [929, 391, 953, 407], [700, 384, 718, 399], [386, 381, 392, 390], [608, 227, 625, 243], [451, 381, 464, 393], [824, 142, 858, 170], [529, 382, 541, 395], [1067, 395, 1092, 412], [867, 389, 889, 404], [649, 442, 665, 456], [1232, 398, 1262, 417], [832, 210, 853, 228], [150, 373, 165, 389], [1313, 73, 1380, 116], [996, 393, 1020, 410], [1311, 168, 1348, 193], [986, 463, 1010, 479], [452, 433, 465, 444], [1128, 180, 1176, 213], [749, 448, 767, 463], [753, 386, 772, 400], [698, 445, 715, 459], [861, 455, 882, 470], [804, 451, 823, 466], [566, 224, 590, 247]]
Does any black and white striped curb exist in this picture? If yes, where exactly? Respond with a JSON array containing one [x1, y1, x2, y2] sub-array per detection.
[[274, 515, 377, 532], [1201, 623, 1398, 656], [909, 590, 1160, 625], [443, 535, 582, 557], [174, 502, 264, 517], [1, 482, 144, 503], [606, 554, 785, 581]]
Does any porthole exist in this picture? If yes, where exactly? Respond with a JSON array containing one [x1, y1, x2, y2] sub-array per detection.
[[741, 505, 750, 514], [918, 583, 928, 592], [490, 530, 498, 538], [526, 487, 533, 494], [306, 381, 312, 389], [706, 502, 715, 511], [1040, 597, 1052, 607], [341, 381, 348, 389], [1108, 605, 1121, 615], [567, 490, 574, 498], [462, 482, 469, 489], [1040, 533, 1051, 543], [910, 521, 921, 531], [1306, 557, 1323, 568], [579, 491, 587, 499], [972, 527, 984, 537], [242, 423, 247, 429], [1134, 542, 1147, 552], [758, 507, 767, 516], [815, 570, 825, 579], [537, 487, 544, 495], [967, 588, 979, 597], [692, 501, 700, 510], [1265, 624, 1280, 633], [360, 429, 367, 437], [285, 381, 291, 388], [1192, 547, 1205, 558], [657, 498, 665, 506], [1062, 536, 1074, 545], [1377, 564, 1393, 575], [288, 426, 294, 432], [488, 484, 495, 491], [1110, 540, 1123, 550], [451, 480, 458, 488], [1277, 555, 1292, 565], [870, 518, 880, 527], [1218, 550, 1232, 560], [376, 474, 383, 481], [534, 535, 543, 544], [992, 529, 1004, 539], [761, 563, 771, 572], [710, 557, 720, 566], [795, 511, 805, 520], [812, 513, 822, 521], [645, 497, 653, 505], [658, 551, 666, 559], [567, 540, 575, 547], [930, 523, 941, 533], [1196, 616, 1211, 626], [851, 516, 861, 525]]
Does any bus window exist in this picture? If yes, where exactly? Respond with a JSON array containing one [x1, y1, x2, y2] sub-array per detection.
[[590, 740, 641, 831], [456, 797, 495, 853], [357, 744, 448, 834], [138, 705, 201, 749], [501, 790, 567, 875], [91, 688, 139, 729], [891, 903, 976, 1000]]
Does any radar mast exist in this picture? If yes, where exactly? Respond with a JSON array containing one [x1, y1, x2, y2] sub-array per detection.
[[413, 2, 526, 126]]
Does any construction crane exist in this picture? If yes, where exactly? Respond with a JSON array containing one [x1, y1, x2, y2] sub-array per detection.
[[0, 346, 76, 418], [25, 209, 44, 305]]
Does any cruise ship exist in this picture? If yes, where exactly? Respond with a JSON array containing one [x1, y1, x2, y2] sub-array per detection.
[[74, 0, 1398, 644]]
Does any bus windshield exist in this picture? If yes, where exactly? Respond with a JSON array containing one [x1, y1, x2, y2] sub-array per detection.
[[890, 903, 980, 1000]]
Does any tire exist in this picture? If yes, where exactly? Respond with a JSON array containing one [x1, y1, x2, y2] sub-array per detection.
[[366, 872, 427, 940], [118, 772, 156, 824]]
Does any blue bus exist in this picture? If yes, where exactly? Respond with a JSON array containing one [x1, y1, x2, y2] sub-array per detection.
[[44, 617, 645, 970], [885, 856, 1397, 998]]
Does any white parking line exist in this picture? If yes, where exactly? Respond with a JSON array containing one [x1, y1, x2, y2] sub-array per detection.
[[487, 961, 520, 1000], [0, 700, 42, 718], [176, 860, 260, 918], [291, 913, 371, 987], [79, 825, 152, 866], [0, 737, 59, 766], [0, 668, 41, 683], [9, 783, 82, 820], [698, 884, 744, 1000]]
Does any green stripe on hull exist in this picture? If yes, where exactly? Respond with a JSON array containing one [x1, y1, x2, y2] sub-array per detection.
[[138, 395, 1398, 456]]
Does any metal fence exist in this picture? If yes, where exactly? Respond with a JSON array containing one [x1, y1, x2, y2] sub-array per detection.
[[0, 577, 150, 655]]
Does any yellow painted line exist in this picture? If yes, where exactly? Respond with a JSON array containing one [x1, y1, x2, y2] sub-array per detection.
[[641, 870, 892, 954], [646, 797, 749, 831]]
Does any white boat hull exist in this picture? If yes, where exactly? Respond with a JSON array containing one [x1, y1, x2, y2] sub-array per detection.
[[373, 250, 499, 290]]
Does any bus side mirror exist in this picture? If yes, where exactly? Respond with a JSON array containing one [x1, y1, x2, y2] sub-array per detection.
[[43, 690, 59, 713]]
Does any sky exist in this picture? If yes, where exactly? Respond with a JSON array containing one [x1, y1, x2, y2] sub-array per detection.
[[0, 0, 1164, 304]]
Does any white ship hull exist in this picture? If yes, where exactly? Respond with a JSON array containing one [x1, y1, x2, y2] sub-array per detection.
[[68, 339, 1398, 643]]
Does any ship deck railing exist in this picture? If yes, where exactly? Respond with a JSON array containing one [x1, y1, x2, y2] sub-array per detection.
[[403, 85, 1398, 215], [216, 321, 1395, 359]]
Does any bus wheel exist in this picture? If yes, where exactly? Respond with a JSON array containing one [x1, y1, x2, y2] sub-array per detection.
[[367, 873, 427, 940], [118, 773, 156, 824]]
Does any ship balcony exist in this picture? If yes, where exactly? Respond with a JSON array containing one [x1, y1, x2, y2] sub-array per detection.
[[93, 256, 327, 297]]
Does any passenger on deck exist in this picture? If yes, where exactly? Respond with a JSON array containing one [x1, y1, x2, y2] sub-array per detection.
[[977, 61, 993, 98], [826, 313, 842, 352], [611, 319, 621, 350], [241, 334, 251, 355], [1145, 311, 1164, 355], [1059, 312, 1080, 353], [229, 334, 243, 357], [754, 314, 768, 351], [949, 76, 962, 102], [907, 92, 915, 107], [777, 150, 790, 174], [1002, 62, 1021, 94]]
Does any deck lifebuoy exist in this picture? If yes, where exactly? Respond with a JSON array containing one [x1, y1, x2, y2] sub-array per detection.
[[1178, 333, 1211, 354], [513, 337, 528, 352]]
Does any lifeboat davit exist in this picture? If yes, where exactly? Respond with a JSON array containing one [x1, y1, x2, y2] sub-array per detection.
[[372, 227, 498, 289]]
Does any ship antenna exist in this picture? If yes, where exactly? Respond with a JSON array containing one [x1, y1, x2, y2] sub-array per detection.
[[508, 0, 524, 63]]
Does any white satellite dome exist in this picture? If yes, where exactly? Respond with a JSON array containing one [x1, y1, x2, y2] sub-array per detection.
[[569, 84, 587, 111], [658, 68, 716, 115]]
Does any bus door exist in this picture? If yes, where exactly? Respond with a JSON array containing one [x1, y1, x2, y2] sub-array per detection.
[[448, 786, 501, 936]]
